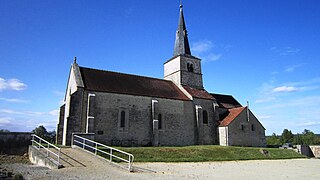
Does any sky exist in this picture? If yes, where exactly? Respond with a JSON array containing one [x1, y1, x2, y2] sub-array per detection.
[[0, 0, 319, 135]]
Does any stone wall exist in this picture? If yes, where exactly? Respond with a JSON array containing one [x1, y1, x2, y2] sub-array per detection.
[[0, 132, 32, 155], [56, 104, 65, 145], [309, 146, 320, 158], [61, 88, 85, 146], [62, 63, 85, 146], [164, 55, 203, 89], [84, 92, 195, 146], [226, 109, 266, 147], [296, 145, 314, 157], [193, 98, 219, 145]]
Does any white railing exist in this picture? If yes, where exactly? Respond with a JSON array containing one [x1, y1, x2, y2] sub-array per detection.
[[72, 135, 134, 172], [31, 134, 61, 165]]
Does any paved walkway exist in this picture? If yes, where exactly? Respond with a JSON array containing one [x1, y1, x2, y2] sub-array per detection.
[[2, 148, 320, 179]]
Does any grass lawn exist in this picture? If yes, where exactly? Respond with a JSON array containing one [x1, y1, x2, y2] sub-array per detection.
[[112, 145, 307, 162]]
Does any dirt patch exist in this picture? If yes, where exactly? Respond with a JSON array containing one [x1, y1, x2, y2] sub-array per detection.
[[0, 154, 30, 165]]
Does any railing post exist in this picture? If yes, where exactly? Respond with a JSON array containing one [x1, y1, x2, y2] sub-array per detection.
[[110, 149, 112, 162], [58, 149, 60, 163], [83, 139, 85, 149], [31, 135, 34, 146], [128, 155, 131, 171], [95, 143, 97, 155], [47, 143, 49, 157], [71, 134, 74, 147], [39, 139, 41, 149]]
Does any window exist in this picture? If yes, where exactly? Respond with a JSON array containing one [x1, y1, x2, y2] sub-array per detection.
[[241, 124, 244, 131], [190, 64, 194, 72], [251, 124, 255, 131], [120, 110, 125, 128], [187, 62, 194, 72], [97, 131, 103, 135], [203, 110, 208, 124], [158, 114, 162, 129]]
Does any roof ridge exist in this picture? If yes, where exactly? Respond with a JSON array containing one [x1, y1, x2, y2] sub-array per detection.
[[79, 66, 174, 83], [219, 106, 246, 127], [210, 93, 234, 97]]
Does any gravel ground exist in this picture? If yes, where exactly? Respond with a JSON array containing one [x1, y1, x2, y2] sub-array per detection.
[[1, 148, 320, 180]]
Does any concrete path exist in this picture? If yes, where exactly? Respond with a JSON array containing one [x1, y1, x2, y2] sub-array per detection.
[[59, 148, 88, 168], [2, 148, 320, 179]]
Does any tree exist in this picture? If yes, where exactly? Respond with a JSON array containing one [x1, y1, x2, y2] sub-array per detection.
[[32, 125, 56, 143], [0, 129, 10, 132], [292, 133, 303, 145], [266, 133, 280, 145], [280, 129, 294, 144], [301, 129, 318, 145]]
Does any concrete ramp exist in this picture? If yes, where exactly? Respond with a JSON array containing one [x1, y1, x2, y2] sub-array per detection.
[[58, 148, 116, 169]]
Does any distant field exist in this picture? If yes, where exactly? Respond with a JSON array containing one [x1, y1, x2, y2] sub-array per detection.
[[115, 145, 306, 162]]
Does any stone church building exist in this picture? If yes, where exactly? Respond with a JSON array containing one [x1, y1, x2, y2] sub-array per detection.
[[56, 5, 266, 147]]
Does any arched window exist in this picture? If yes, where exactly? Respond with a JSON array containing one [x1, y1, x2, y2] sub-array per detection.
[[120, 110, 125, 128], [187, 62, 194, 72], [158, 114, 162, 129], [203, 110, 208, 124], [189, 64, 194, 72]]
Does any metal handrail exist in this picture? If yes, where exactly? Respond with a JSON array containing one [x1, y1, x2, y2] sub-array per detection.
[[72, 135, 134, 172], [31, 134, 61, 164]]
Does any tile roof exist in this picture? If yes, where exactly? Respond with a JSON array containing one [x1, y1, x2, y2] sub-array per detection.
[[219, 107, 246, 127], [183, 86, 215, 100], [210, 93, 242, 109], [79, 67, 190, 101]]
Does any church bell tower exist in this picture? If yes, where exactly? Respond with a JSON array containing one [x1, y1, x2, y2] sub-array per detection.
[[164, 4, 203, 89]]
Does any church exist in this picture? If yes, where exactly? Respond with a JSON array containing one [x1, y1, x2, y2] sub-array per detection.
[[56, 4, 266, 147]]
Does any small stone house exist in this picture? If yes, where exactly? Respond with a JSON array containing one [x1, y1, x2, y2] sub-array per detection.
[[56, 4, 266, 147], [218, 107, 266, 147]]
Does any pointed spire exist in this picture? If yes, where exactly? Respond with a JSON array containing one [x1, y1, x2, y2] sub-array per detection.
[[173, 3, 191, 56]]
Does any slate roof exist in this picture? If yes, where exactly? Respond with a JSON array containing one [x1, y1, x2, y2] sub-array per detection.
[[174, 4, 191, 56], [219, 107, 246, 127], [183, 86, 214, 100], [210, 93, 242, 109], [79, 67, 190, 101]]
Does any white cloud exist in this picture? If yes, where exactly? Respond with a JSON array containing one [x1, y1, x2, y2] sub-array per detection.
[[258, 115, 272, 120], [272, 86, 297, 93], [297, 121, 320, 127], [285, 64, 305, 73], [270, 46, 300, 56], [287, 77, 320, 87], [191, 40, 213, 53], [206, 53, 222, 62], [0, 77, 27, 91], [0, 109, 45, 116], [191, 40, 224, 63], [0, 97, 28, 103], [0, 109, 60, 117], [259, 96, 320, 110], [0, 117, 11, 124], [49, 109, 59, 116]]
